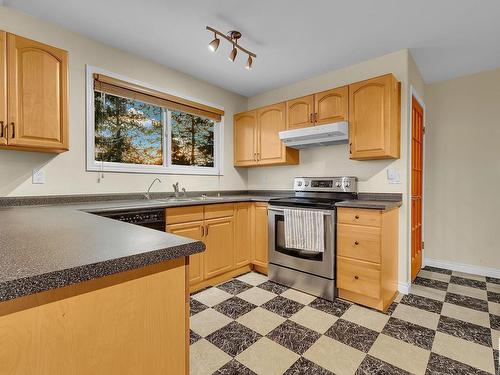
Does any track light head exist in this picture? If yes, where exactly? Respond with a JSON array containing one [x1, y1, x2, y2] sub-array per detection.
[[246, 55, 253, 70], [208, 36, 220, 52], [228, 46, 237, 62]]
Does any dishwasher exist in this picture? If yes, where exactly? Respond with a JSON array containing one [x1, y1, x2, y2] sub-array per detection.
[[93, 208, 166, 231]]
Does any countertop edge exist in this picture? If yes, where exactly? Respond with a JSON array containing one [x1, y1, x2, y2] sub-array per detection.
[[0, 240, 205, 303]]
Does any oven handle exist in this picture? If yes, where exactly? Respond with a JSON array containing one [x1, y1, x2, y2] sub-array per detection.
[[268, 205, 334, 216]]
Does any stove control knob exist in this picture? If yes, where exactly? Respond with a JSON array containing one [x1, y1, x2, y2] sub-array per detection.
[[335, 181, 342, 188], [297, 181, 302, 186], [345, 182, 351, 188], [304, 181, 309, 186]]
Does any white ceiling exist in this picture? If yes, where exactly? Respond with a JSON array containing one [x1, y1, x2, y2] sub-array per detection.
[[5, 0, 500, 97]]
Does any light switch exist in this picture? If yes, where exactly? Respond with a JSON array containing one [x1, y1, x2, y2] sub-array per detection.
[[387, 167, 400, 184], [32, 168, 46, 184]]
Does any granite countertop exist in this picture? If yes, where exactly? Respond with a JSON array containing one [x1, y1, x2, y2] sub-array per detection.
[[0, 192, 401, 302]]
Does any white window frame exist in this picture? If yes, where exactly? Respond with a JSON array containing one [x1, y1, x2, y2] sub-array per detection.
[[86, 65, 224, 176]]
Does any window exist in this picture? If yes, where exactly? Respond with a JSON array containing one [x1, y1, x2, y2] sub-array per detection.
[[87, 66, 223, 175]]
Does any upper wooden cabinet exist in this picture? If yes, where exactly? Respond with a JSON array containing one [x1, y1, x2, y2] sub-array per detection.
[[315, 86, 348, 125], [286, 95, 314, 129], [348, 74, 400, 160], [0, 31, 68, 153], [285, 86, 348, 130], [234, 103, 299, 167]]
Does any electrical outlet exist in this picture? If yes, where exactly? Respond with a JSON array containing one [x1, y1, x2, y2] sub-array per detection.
[[387, 167, 400, 184], [32, 168, 46, 184]]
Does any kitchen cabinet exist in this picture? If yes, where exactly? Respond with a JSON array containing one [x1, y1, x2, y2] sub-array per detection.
[[1, 32, 68, 153], [234, 104, 299, 167], [204, 216, 234, 279], [285, 86, 348, 130], [253, 202, 269, 269], [167, 221, 204, 285], [286, 95, 314, 129], [348, 74, 400, 160], [337, 207, 399, 312], [235, 202, 253, 268]]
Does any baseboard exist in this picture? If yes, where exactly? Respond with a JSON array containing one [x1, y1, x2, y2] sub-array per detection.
[[425, 257, 500, 279], [398, 282, 410, 295]]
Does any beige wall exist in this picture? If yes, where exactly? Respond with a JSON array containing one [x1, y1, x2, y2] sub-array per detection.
[[425, 68, 500, 269], [0, 7, 248, 196], [247, 49, 419, 287]]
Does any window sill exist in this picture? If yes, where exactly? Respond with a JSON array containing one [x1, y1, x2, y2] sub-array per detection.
[[87, 161, 222, 176]]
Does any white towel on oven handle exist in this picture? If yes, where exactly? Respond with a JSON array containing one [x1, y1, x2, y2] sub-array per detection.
[[283, 208, 325, 252]]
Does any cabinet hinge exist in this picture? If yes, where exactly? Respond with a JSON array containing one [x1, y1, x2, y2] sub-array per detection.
[[423, 126, 426, 135], [422, 241, 425, 249]]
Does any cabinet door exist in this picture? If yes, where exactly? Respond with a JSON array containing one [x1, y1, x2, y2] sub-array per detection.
[[253, 203, 268, 267], [204, 216, 234, 279], [235, 202, 252, 268], [0, 31, 6, 146], [166, 221, 204, 285], [234, 110, 257, 166], [7, 34, 68, 150], [314, 86, 348, 125], [257, 103, 286, 165], [286, 95, 314, 129], [349, 74, 399, 160]]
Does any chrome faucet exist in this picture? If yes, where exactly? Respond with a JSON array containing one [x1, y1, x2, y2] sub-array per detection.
[[144, 178, 161, 200], [173, 182, 180, 198]]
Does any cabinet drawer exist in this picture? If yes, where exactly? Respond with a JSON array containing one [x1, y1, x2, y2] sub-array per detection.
[[337, 208, 381, 227], [166, 206, 204, 224], [337, 224, 381, 263], [337, 256, 380, 299], [204, 203, 235, 219]]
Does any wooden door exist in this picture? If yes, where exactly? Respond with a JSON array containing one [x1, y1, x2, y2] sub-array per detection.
[[204, 216, 234, 279], [349, 74, 400, 160], [234, 110, 258, 166], [253, 203, 268, 267], [286, 95, 314, 129], [166, 221, 205, 285], [235, 202, 253, 268], [257, 103, 286, 165], [314, 86, 348, 125], [411, 97, 424, 280], [0, 31, 6, 146], [7, 33, 68, 150]]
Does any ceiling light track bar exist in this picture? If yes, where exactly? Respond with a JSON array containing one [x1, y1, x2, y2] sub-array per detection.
[[206, 26, 257, 58]]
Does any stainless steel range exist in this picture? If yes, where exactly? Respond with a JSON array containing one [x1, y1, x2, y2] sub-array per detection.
[[268, 176, 357, 301]]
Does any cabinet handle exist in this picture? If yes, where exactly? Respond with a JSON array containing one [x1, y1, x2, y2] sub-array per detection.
[[205, 225, 209, 236], [355, 215, 360, 219], [257, 152, 260, 160], [0, 121, 3, 138], [354, 275, 359, 280], [309, 113, 313, 124], [10, 122, 15, 139], [314, 112, 318, 123], [349, 143, 352, 154], [201, 226, 205, 237], [354, 241, 359, 245]]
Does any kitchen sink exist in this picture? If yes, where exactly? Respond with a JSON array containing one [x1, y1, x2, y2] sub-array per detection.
[[153, 196, 225, 203]]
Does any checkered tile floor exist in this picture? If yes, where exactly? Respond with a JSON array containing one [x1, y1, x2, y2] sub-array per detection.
[[189, 267, 500, 374]]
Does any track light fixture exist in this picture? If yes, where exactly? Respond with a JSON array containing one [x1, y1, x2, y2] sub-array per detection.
[[206, 26, 256, 70]]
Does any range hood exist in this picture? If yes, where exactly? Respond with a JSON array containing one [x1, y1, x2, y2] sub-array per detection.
[[279, 121, 349, 149]]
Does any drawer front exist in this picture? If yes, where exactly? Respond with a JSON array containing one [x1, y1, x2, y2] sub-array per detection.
[[337, 256, 380, 299], [337, 208, 381, 227], [166, 206, 204, 224], [204, 203, 235, 219], [337, 224, 381, 263]]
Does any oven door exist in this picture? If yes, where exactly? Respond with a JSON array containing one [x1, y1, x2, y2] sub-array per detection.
[[268, 205, 335, 279]]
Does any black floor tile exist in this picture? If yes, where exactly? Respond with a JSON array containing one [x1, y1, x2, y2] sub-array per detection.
[[356, 355, 411, 375], [422, 266, 452, 275], [450, 276, 487, 290], [437, 316, 492, 347], [262, 296, 304, 318], [213, 359, 257, 375], [284, 357, 333, 375], [413, 276, 449, 291], [400, 293, 443, 314], [309, 297, 352, 317], [445, 292, 489, 312], [217, 279, 253, 295], [190, 329, 201, 345], [382, 316, 435, 350], [206, 321, 261, 357], [425, 352, 491, 375], [486, 276, 500, 285], [213, 296, 257, 319], [487, 291, 500, 304], [490, 313, 500, 331], [257, 280, 289, 295], [190, 298, 209, 316], [325, 319, 379, 353], [267, 320, 321, 355]]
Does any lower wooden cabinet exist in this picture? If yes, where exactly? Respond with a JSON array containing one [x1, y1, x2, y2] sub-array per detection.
[[253, 202, 269, 268], [166, 220, 204, 285], [337, 207, 399, 312], [204, 216, 234, 279], [166, 202, 269, 292]]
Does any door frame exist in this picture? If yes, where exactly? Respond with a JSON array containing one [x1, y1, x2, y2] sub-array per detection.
[[408, 85, 426, 281]]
